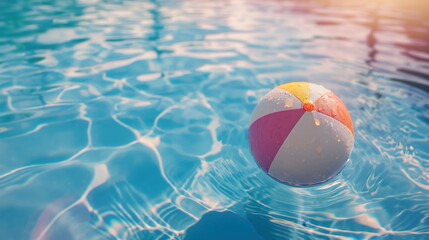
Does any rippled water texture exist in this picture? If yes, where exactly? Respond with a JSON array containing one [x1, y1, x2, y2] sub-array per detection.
[[1, 0, 429, 239]]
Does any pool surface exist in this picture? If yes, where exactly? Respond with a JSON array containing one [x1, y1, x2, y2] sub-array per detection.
[[1, 0, 429, 239]]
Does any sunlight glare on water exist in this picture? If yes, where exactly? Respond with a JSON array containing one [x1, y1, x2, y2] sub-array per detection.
[[0, 0, 429, 239]]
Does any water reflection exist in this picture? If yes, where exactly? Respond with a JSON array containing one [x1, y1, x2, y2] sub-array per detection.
[[0, 0, 428, 239]]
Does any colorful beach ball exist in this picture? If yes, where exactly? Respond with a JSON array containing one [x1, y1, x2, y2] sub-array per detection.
[[248, 82, 354, 187]]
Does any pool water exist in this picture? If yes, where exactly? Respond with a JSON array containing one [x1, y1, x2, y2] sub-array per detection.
[[1, 0, 429, 239]]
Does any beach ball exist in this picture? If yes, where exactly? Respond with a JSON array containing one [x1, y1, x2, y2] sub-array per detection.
[[248, 82, 354, 187]]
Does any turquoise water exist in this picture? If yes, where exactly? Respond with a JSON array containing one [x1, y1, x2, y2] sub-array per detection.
[[1, 0, 429, 239]]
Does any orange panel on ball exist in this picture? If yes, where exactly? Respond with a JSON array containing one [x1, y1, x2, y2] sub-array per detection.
[[314, 92, 354, 135]]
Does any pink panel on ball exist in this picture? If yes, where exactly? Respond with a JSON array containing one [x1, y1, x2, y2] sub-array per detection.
[[248, 108, 305, 172]]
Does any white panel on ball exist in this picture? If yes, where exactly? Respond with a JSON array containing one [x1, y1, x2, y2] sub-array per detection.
[[268, 111, 354, 186]]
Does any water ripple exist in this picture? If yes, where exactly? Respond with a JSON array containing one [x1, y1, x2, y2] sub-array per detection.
[[0, 0, 429, 239]]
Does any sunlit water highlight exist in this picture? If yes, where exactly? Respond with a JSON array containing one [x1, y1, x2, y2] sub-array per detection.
[[0, 0, 429, 239]]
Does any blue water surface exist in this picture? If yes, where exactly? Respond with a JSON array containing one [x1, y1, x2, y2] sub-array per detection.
[[1, 0, 429, 239]]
